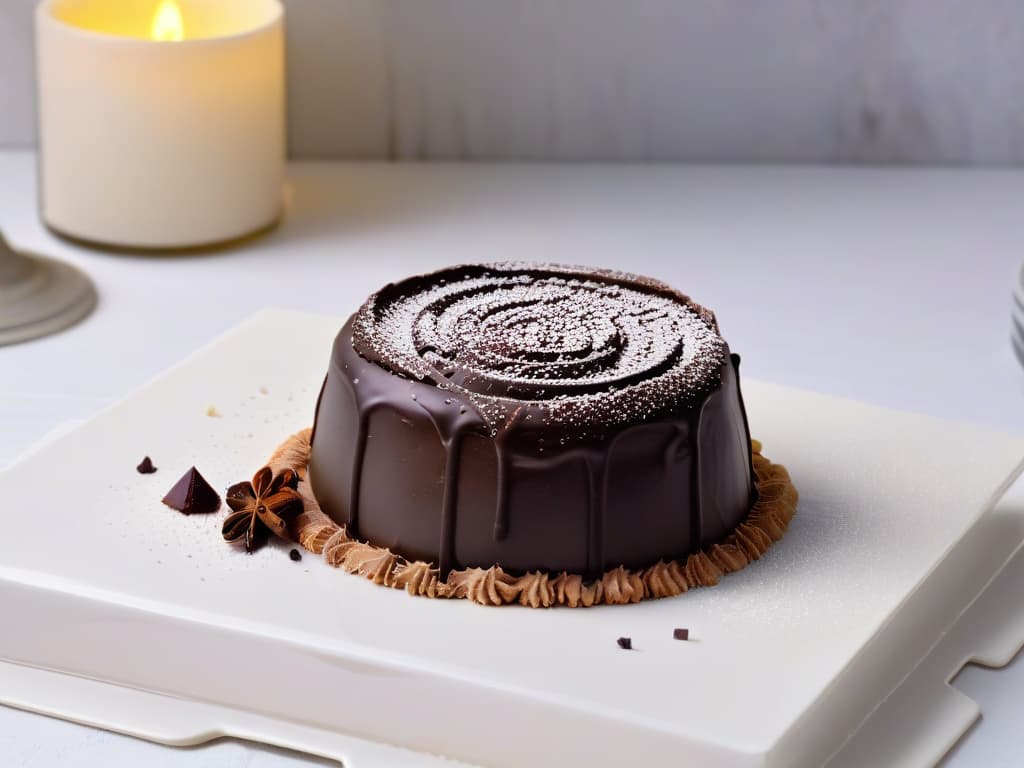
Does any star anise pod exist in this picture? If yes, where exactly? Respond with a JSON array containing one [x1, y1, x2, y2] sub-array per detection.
[[223, 467, 302, 553]]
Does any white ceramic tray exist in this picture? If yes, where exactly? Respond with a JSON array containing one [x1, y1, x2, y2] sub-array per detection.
[[1, 310, 1023, 768]]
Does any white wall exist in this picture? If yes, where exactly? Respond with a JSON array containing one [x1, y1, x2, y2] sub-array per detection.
[[4, 0, 1024, 163]]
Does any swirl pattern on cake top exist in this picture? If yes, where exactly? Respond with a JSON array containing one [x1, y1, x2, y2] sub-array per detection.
[[352, 263, 726, 435]]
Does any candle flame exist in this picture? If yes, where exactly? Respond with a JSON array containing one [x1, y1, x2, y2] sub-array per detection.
[[151, 0, 184, 41]]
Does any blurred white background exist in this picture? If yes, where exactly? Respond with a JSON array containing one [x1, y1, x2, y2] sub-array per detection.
[[6, 0, 1024, 163]]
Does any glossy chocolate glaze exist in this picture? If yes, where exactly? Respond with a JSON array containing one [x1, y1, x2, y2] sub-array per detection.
[[309, 264, 757, 578]]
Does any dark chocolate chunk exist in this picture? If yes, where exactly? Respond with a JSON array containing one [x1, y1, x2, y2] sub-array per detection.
[[162, 467, 221, 515], [673, 628, 690, 641], [136, 456, 157, 474], [616, 637, 632, 650], [289, 548, 302, 562]]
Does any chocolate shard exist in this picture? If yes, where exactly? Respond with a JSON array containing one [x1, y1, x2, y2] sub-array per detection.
[[673, 628, 690, 641], [616, 637, 632, 650], [162, 467, 221, 515], [289, 548, 302, 562], [136, 456, 157, 474]]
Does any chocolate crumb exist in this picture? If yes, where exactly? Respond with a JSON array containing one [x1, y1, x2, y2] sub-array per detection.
[[136, 456, 157, 474], [673, 628, 690, 641], [289, 548, 302, 562], [162, 467, 221, 515], [616, 637, 632, 650]]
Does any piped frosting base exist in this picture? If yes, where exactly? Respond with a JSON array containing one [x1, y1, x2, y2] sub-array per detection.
[[267, 428, 798, 608]]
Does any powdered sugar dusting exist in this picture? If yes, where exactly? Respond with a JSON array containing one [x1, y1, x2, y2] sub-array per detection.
[[352, 263, 726, 435]]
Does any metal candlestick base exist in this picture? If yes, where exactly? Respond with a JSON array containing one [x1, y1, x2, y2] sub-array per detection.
[[0, 232, 97, 346]]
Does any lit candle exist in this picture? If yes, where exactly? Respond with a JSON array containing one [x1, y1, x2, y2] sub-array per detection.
[[35, 0, 285, 249], [151, 0, 185, 42]]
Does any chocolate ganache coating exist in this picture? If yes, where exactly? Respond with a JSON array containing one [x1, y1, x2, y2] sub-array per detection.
[[309, 263, 757, 578]]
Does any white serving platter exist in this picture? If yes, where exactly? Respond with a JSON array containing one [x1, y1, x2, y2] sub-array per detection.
[[1, 310, 1023, 768]]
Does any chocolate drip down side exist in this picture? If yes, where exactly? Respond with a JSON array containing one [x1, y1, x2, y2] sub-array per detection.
[[309, 264, 757, 577]]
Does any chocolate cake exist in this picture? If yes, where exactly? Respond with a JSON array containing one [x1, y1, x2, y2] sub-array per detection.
[[309, 263, 758, 579]]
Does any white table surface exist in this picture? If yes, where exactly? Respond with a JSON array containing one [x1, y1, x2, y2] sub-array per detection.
[[1, 150, 1022, 766]]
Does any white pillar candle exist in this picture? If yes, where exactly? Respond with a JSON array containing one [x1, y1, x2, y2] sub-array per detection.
[[36, 0, 285, 249]]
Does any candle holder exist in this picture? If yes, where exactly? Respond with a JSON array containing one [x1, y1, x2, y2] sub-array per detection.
[[35, 0, 285, 250], [0, 232, 97, 346]]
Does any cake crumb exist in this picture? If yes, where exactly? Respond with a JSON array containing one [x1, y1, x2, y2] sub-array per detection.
[[616, 637, 632, 650], [673, 628, 690, 641], [289, 548, 302, 562], [259, 386, 269, 395], [206, 405, 222, 418]]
